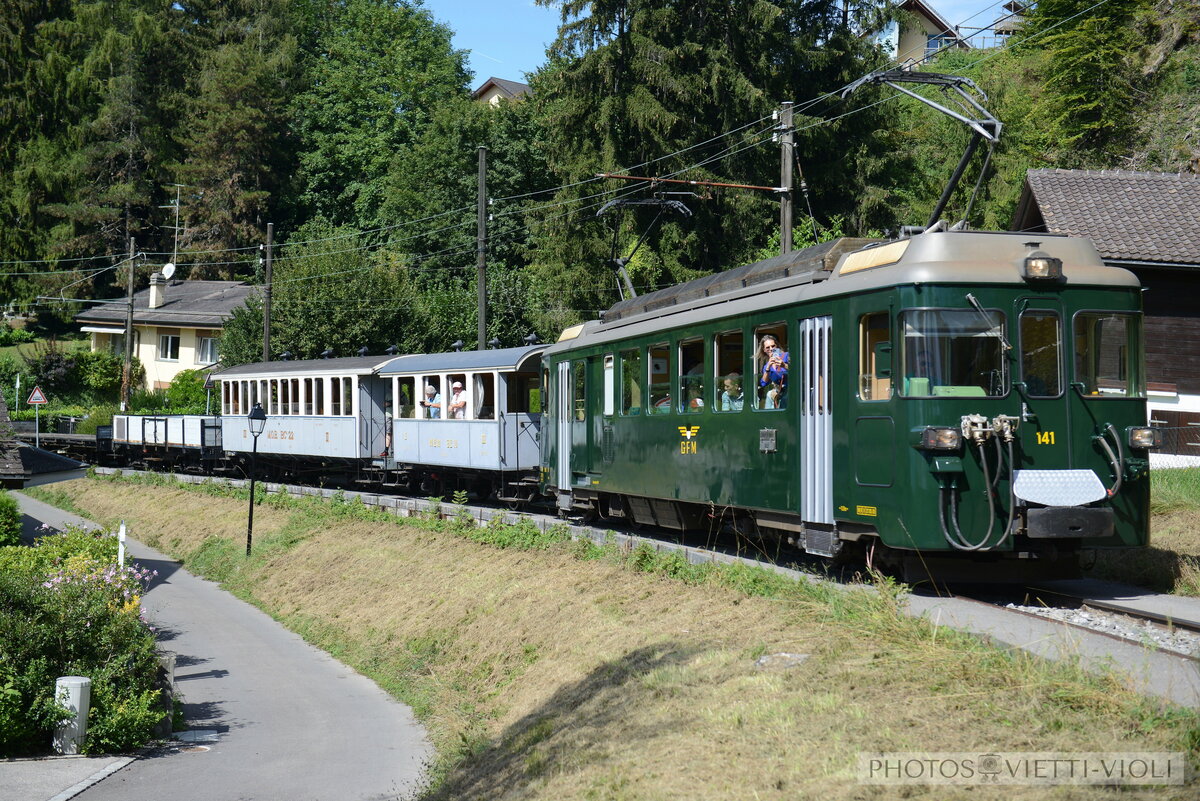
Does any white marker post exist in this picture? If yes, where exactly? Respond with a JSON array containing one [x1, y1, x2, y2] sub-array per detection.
[[118, 521, 126, 567], [27, 385, 48, 449]]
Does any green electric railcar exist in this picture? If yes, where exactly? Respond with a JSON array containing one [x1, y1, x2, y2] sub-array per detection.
[[540, 230, 1158, 580]]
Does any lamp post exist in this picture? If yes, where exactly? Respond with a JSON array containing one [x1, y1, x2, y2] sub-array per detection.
[[246, 403, 267, 556]]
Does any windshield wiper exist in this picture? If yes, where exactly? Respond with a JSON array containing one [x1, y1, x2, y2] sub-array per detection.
[[965, 293, 1012, 351]]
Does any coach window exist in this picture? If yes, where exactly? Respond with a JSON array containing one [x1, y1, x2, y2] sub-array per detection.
[[508, 371, 539, 414], [395, 377, 414, 418], [342, 377, 354, 416], [714, 330, 744, 413], [1019, 310, 1062, 397], [620, 348, 642, 416], [1074, 312, 1142, 398], [603, 355, 615, 416], [331, 378, 341, 415], [302, 379, 313, 414], [649, 343, 670, 414], [754, 323, 788, 410], [679, 338, 704, 413], [313, 378, 325, 415], [222, 382, 230, 414], [254, 380, 264, 410], [290, 378, 301, 414], [572, 362, 586, 422], [281, 379, 292, 415], [266, 380, 277, 415], [229, 382, 239, 414], [475, 373, 495, 419], [859, 312, 892, 401]]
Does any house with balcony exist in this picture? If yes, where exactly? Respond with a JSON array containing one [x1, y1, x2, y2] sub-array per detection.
[[874, 0, 971, 65], [75, 274, 253, 389]]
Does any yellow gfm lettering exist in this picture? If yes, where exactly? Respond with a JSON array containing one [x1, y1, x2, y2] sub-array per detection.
[[1036, 431, 1056, 445], [680, 441, 697, 455]]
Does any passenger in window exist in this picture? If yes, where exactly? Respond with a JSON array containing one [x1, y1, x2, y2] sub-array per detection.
[[721, 374, 744, 411], [421, 384, 442, 418], [758, 336, 788, 408], [686, 385, 704, 410], [449, 381, 467, 419]]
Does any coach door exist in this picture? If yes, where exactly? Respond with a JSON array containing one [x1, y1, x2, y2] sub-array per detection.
[[800, 315, 833, 524], [555, 361, 571, 493]]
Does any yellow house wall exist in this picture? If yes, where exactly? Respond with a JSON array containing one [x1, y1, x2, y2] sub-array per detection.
[[897, 15, 946, 64], [92, 325, 217, 390]]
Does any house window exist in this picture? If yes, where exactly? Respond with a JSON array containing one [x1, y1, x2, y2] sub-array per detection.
[[196, 335, 219, 365], [158, 333, 180, 361]]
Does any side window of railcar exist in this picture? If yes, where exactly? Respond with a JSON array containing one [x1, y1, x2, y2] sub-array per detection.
[[396, 378, 414, 418], [313, 378, 325, 415], [858, 312, 892, 401], [572, 362, 586, 422], [475, 374, 495, 419], [1019, 311, 1062, 397], [269, 379, 280, 415], [1073, 312, 1142, 397], [507, 372, 540, 414], [620, 348, 642, 416], [648, 343, 670, 414], [714, 330, 744, 413], [678, 338, 704, 413], [900, 310, 1007, 397], [753, 324, 788, 410]]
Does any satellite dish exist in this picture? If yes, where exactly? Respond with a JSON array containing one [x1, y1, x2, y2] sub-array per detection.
[[162, 263, 176, 280]]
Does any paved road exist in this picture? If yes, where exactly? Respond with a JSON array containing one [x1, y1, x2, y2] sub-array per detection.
[[13, 493, 431, 801]]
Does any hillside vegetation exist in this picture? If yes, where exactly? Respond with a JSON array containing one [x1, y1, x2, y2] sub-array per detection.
[[30, 475, 1200, 799]]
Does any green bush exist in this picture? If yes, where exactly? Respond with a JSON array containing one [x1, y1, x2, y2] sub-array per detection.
[[0, 326, 34, 346], [0, 527, 161, 756], [165, 369, 207, 409], [0, 492, 20, 547]]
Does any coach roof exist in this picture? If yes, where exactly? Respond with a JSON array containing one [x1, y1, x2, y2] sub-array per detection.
[[378, 345, 545, 376], [214, 354, 398, 380]]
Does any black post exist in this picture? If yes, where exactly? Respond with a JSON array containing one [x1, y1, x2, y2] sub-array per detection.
[[246, 436, 258, 556], [262, 222, 273, 362], [476, 146, 487, 351], [779, 101, 794, 255]]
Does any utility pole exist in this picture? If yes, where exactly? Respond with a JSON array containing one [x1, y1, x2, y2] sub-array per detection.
[[779, 101, 794, 255], [262, 223, 273, 362], [476, 146, 487, 351], [121, 237, 136, 411]]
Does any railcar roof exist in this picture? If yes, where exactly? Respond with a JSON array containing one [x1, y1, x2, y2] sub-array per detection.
[[547, 230, 1139, 355], [378, 345, 545, 375], [213, 354, 397, 379]]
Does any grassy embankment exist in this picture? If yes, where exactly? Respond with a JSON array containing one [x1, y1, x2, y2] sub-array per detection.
[[26, 474, 1200, 800], [1087, 468, 1200, 596]]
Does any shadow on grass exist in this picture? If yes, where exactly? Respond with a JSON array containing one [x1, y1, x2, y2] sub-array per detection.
[[427, 643, 702, 801], [1086, 547, 1200, 595]]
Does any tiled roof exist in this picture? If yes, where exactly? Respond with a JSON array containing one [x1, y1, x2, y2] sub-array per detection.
[[471, 76, 532, 101], [1014, 169, 1200, 266], [75, 280, 253, 329]]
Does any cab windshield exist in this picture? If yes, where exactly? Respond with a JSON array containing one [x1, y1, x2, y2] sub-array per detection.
[[901, 309, 1007, 397]]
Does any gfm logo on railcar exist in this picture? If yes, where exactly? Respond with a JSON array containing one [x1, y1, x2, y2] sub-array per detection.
[[678, 426, 700, 454]]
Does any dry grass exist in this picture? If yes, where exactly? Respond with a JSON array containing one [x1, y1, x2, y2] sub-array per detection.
[[1086, 469, 1200, 596], [37, 476, 1200, 800]]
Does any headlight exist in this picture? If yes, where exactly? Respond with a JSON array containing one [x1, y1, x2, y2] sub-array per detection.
[[1127, 427, 1161, 449], [1023, 250, 1063, 281], [920, 427, 961, 451]]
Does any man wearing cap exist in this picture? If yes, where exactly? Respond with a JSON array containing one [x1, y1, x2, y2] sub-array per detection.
[[420, 384, 442, 418], [448, 380, 467, 419]]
